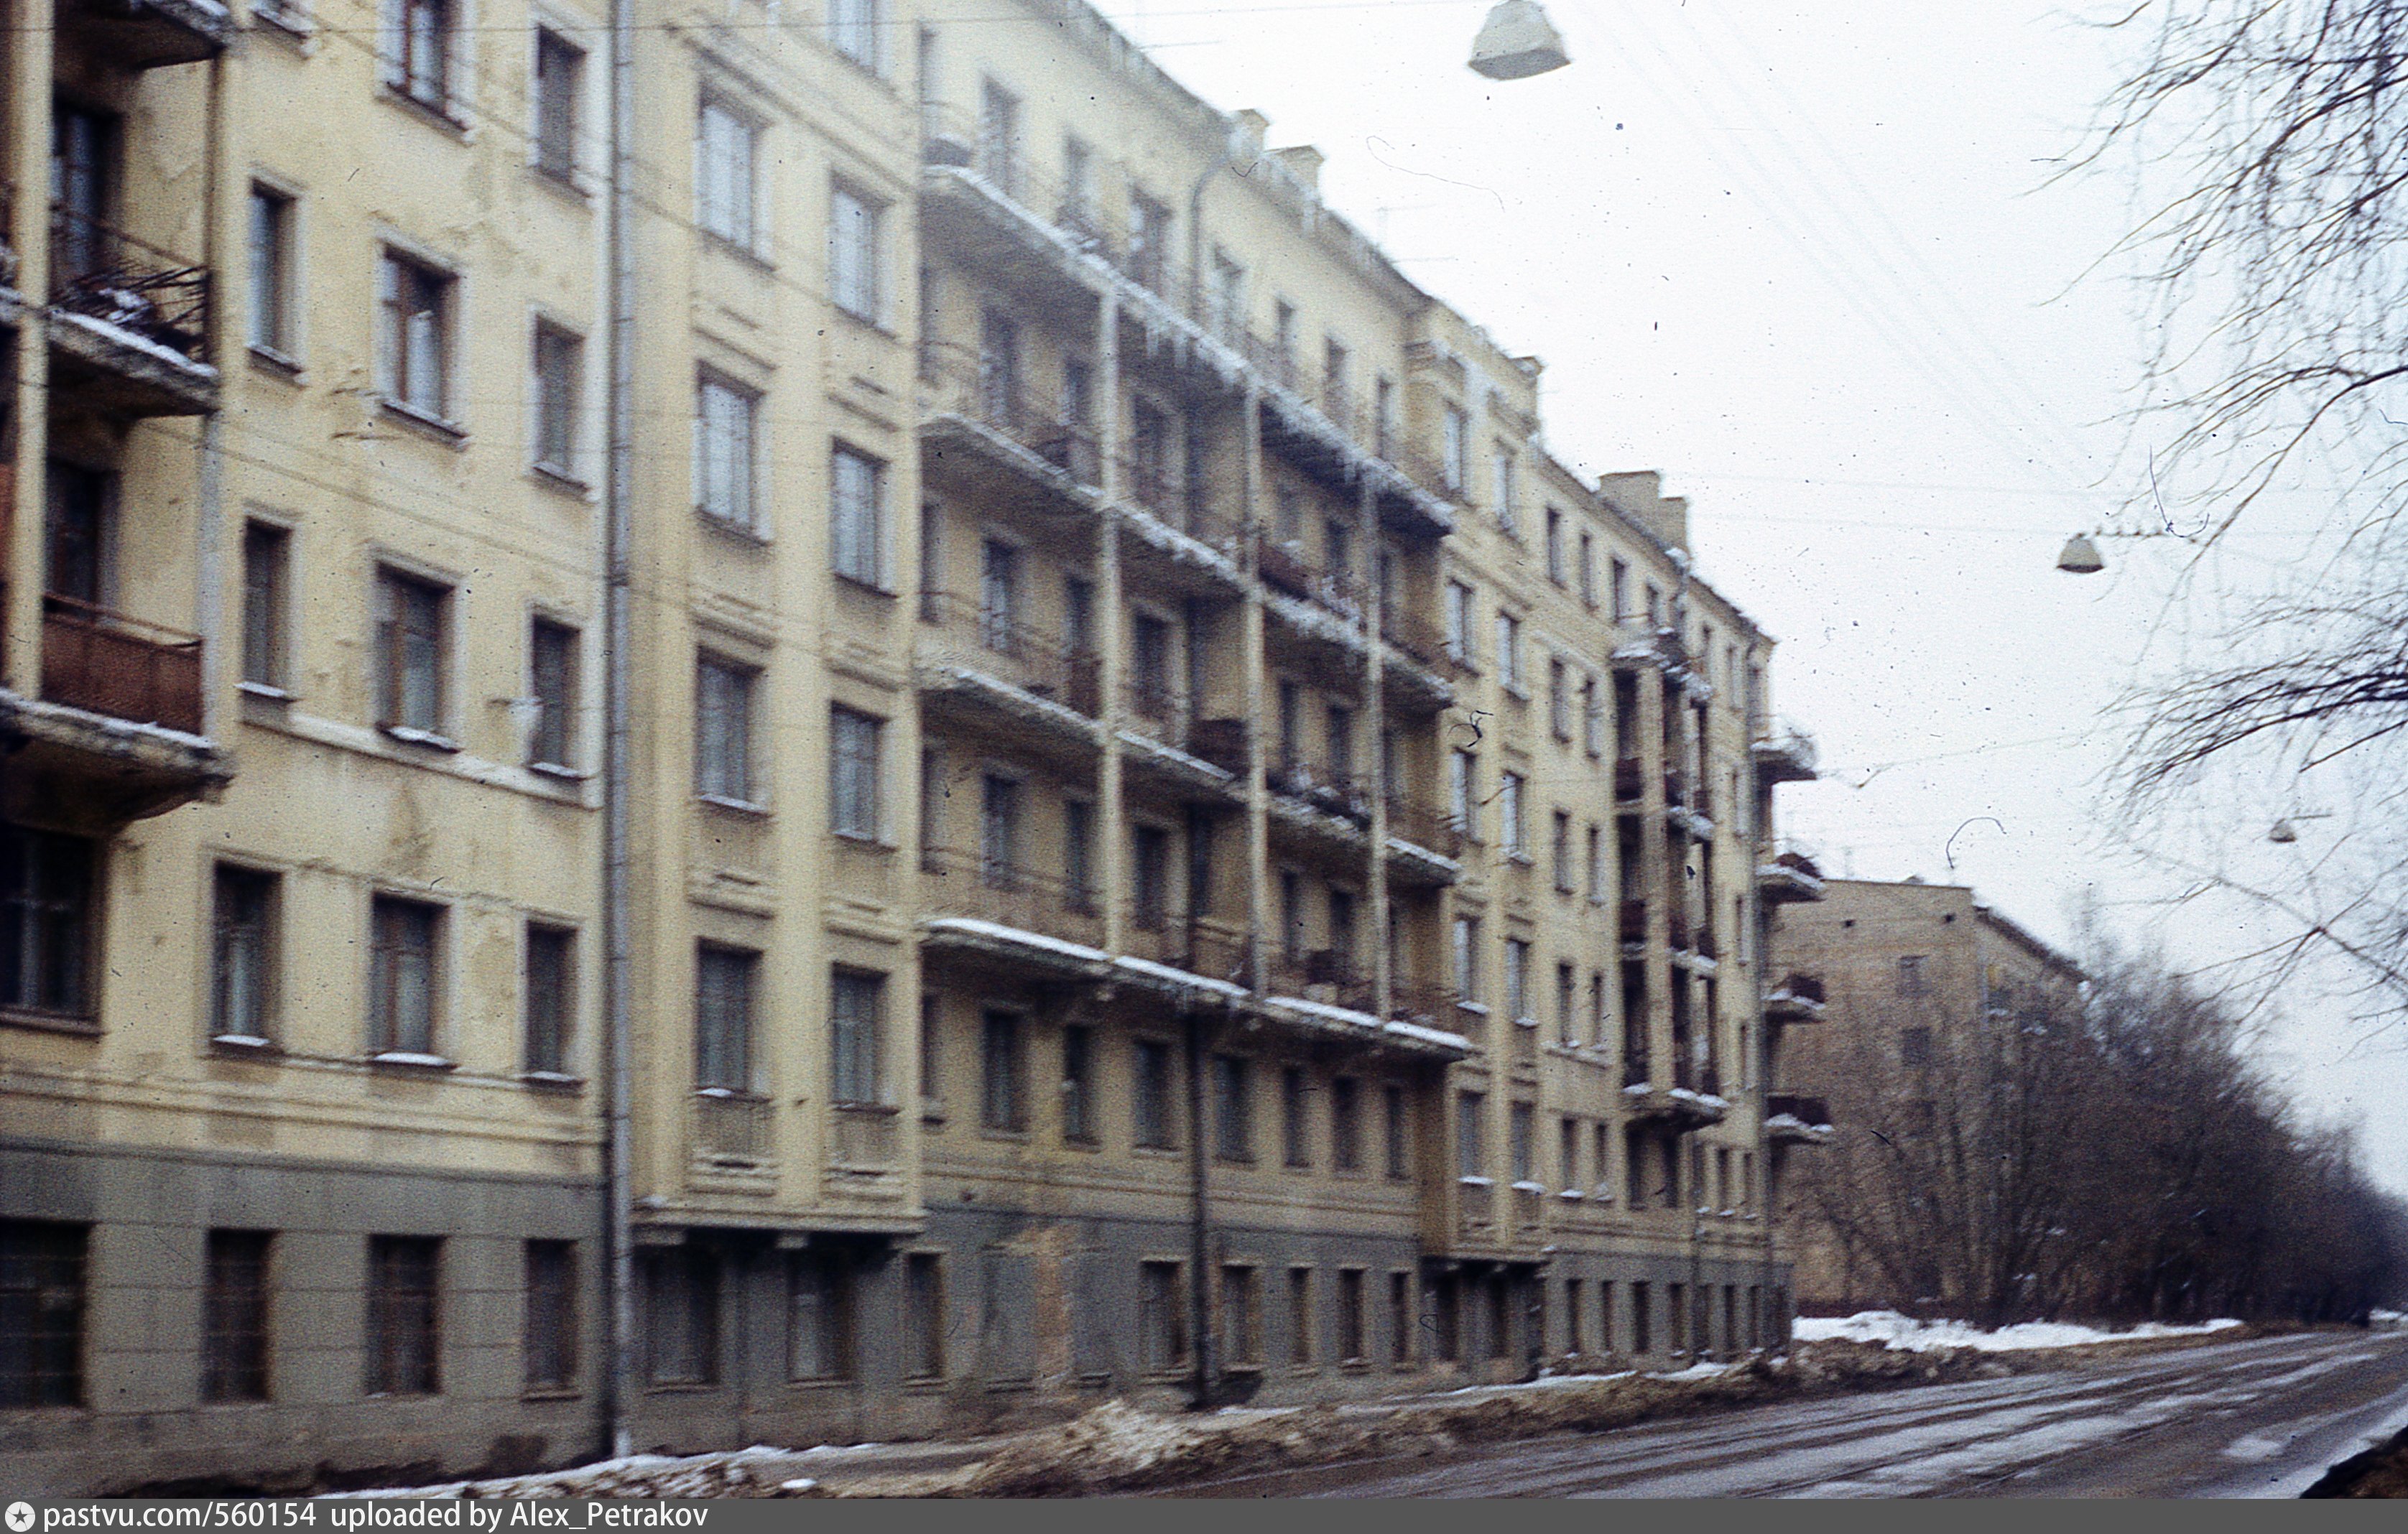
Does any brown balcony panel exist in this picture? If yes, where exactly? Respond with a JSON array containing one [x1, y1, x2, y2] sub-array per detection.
[[1384, 795, 1463, 859], [1186, 716, 1249, 775], [62, 0, 230, 68], [920, 847, 1106, 955], [1618, 898, 1647, 944], [42, 597, 203, 735], [1389, 981, 1459, 1024], [690, 1091, 772, 1168], [829, 1102, 902, 1171], [918, 592, 1102, 725], [47, 209, 218, 417], [920, 346, 1103, 498], [1614, 758, 1644, 803], [1456, 1179, 1496, 1242]]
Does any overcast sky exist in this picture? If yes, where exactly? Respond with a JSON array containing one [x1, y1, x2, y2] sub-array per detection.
[[1098, 0, 2408, 1192]]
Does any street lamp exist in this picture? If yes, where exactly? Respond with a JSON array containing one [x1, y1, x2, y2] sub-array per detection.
[[1471, 1, 1572, 80], [2055, 532, 2105, 575]]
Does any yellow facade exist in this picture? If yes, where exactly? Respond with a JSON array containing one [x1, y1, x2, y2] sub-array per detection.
[[0, 0, 1817, 1492]]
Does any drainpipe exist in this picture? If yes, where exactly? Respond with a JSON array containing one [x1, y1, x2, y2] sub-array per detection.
[[194, 47, 226, 748], [1186, 1010, 1217, 1408], [600, 0, 639, 1462]]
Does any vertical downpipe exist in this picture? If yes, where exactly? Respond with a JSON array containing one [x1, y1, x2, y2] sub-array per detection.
[[600, 0, 639, 1462], [194, 49, 227, 747]]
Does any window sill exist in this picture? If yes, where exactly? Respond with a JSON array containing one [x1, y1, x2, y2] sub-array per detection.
[[379, 397, 470, 447], [1500, 682, 1531, 702], [238, 680, 295, 704], [531, 462, 592, 499], [529, 761, 591, 784], [250, 5, 314, 42], [696, 507, 772, 546], [209, 1033, 282, 1059], [380, 724, 462, 753], [379, 83, 473, 138], [528, 161, 596, 205], [832, 303, 893, 338], [1506, 851, 1536, 867], [831, 830, 896, 852], [833, 572, 900, 600], [1, 1008, 101, 1038], [978, 1128, 1032, 1143], [520, 1387, 583, 1403], [519, 1071, 585, 1093], [698, 793, 769, 817], [369, 1051, 458, 1074], [699, 231, 777, 272], [248, 344, 305, 383]]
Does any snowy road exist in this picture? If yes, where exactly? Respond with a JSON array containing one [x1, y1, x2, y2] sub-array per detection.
[[1155, 1330, 2408, 1498]]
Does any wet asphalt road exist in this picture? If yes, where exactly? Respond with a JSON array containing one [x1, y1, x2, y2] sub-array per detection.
[[1156, 1330, 2408, 1498]]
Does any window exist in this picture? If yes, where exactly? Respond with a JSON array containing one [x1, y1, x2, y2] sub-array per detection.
[[1389, 1271, 1412, 1364], [1444, 580, 1475, 664], [1282, 1067, 1310, 1168], [1452, 914, 1479, 999], [524, 924, 573, 1076], [1384, 1084, 1409, 1179], [374, 567, 448, 735], [829, 184, 883, 321], [1510, 1102, 1535, 1184], [642, 1247, 718, 1385], [1330, 1076, 1361, 1172], [828, 0, 879, 70], [981, 1009, 1025, 1131], [1901, 1026, 1934, 1067], [695, 373, 759, 529], [1585, 824, 1605, 901], [831, 443, 887, 587], [382, 0, 454, 111], [1220, 1265, 1261, 1367], [786, 1252, 854, 1380], [1549, 656, 1570, 738], [696, 99, 756, 247], [1560, 1117, 1581, 1191], [1578, 531, 1597, 606], [1060, 136, 1094, 228], [527, 617, 578, 769], [830, 969, 883, 1107], [1134, 1038, 1175, 1149], [917, 992, 940, 1105], [1139, 1261, 1187, 1372], [1131, 824, 1170, 931], [1582, 677, 1603, 756], [1288, 1268, 1315, 1365], [532, 29, 583, 180], [532, 322, 582, 478], [376, 250, 453, 420], [1061, 1024, 1096, 1143], [1897, 955, 1930, 997], [1557, 962, 1577, 1044], [693, 944, 755, 1091], [1212, 1054, 1251, 1162], [1127, 191, 1172, 292], [240, 521, 290, 691], [693, 654, 756, 804], [1610, 558, 1629, 621], [1499, 771, 1526, 855], [1504, 937, 1531, 1021], [979, 773, 1021, 879], [1631, 1280, 1652, 1354], [203, 1230, 272, 1403], [366, 1236, 440, 1396], [829, 705, 883, 840], [0, 1222, 85, 1408], [1062, 800, 1096, 912], [368, 896, 441, 1056], [523, 1240, 577, 1392], [0, 825, 96, 1021], [1456, 1091, 1486, 1180], [1448, 748, 1476, 838], [1496, 612, 1522, 689], [1492, 447, 1518, 532], [212, 865, 279, 1043], [1552, 810, 1573, 891], [246, 184, 294, 356], [1441, 405, 1468, 492], [1337, 1270, 1366, 1364], [904, 1254, 943, 1379], [976, 78, 1020, 195]]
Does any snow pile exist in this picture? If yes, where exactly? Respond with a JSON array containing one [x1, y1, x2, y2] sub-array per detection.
[[1793, 1310, 2244, 1354], [330, 1444, 834, 1500]]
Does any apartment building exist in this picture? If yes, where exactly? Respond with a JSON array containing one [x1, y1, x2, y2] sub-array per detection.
[[1769, 880, 2085, 1311], [0, 0, 1819, 1492]]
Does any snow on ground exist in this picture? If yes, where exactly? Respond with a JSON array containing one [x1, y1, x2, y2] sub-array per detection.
[[1794, 1310, 2244, 1354]]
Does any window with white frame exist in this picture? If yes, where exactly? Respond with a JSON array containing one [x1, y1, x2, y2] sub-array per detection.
[[694, 653, 756, 804], [1496, 612, 1522, 690], [830, 442, 887, 587], [828, 0, 879, 71], [1444, 580, 1474, 665], [532, 28, 583, 180], [696, 98, 757, 248], [532, 320, 582, 478], [246, 184, 295, 358], [376, 248, 453, 422], [829, 182, 882, 322], [381, 0, 455, 113], [829, 967, 884, 1107], [1441, 405, 1468, 493], [828, 705, 883, 840], [694, 372, 759, 529], [1499, 771, 1525, 855]]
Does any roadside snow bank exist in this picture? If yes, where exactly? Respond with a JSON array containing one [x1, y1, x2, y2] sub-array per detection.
[[1793, 1310, 2244, 1354]]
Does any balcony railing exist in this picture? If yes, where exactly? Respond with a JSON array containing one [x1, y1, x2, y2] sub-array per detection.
[[1389, 980, 1460, 1025], [691, 1089, 772, 1167], [1268, 948, 1374, 1014], [1385, 793, 1463, 857], [920, 846, 1106, 951], [1253, 529, 1361, 616], [41, 593, 204, 735], [1121, 676, 1188, 744], [1269, 758, 1373, 824], [1457, 1178, 1495, 1241], [1619, 898, 1647, 944], [830, 1102, 901, 1170], [1624, 1049, 1651, 1089], [1615, 758, 1645, 802], [1514, 1183, 1545, 1237], [918, 591, 1101, 717], [50, 205, 210, 366], [1186, 716, 1249, 775], [921, 345, 1103, 485], [1123, 921, 1246, 985], [1379, 604, 1447, 671], [1779, 972, 1827, 1005]]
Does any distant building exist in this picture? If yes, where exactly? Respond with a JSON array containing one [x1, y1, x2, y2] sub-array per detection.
[[1769, 880, 2085, 1312]]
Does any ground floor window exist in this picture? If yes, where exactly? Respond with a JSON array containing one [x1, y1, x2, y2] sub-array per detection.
[[203, 1230, 272, 1403], [0, 824, 96, 1021], [642, 1247, 719, 1387], [904, 1253, 944, 1380], [787, 1250, 855, 1381], [366, 1235, 441, 1396], [1139, 1260, 1187, 1373], [524, 1240, 577, 1392], [0, 1220, 87, 1408]]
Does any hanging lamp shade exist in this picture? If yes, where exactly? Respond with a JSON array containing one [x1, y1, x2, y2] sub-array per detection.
[[2055, 532, 2104, 575], [2268, 819, 2299, 844], [1470, 0, 1571, 80]]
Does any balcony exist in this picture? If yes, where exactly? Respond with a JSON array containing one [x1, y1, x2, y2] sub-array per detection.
[[1764, 972, 1828, 1024], [1185, 716, 1249, 776], [1384, 791, 1463, 862], [1752, 722, 1820, 786], [1614, 757, 1645, 805], [1758, 849, 1828, 904], [919, 345, 1103, 503], [828, 1102, 902, 1172], [916, 592, 1101, 740], [918, 847, 1107, 967], [1456, 1178, 1496, 1245], [60, 0, 230, 70], [1120, 675, 1189, 748], [917, 113, 1103, 310], [1764, 1092, 1834, 1146], [1268, 948, 1375, 1017], [0, 590, 229, 822], [690, 1089, 774, 1171], [1619, 898, 1647, 947], [1269, 757, 1373, 828], [1622, 1082, 1728, 1131], [1389, 980, 1459, 1027], [1121, 921, 1247, 990], [47, 207, 218, 417]]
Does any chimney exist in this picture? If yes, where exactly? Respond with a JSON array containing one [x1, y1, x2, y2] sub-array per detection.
[[1231, 109, 1269, 166], [1597, 469, 1690, 552], [1274, 144, 1325, 195]]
